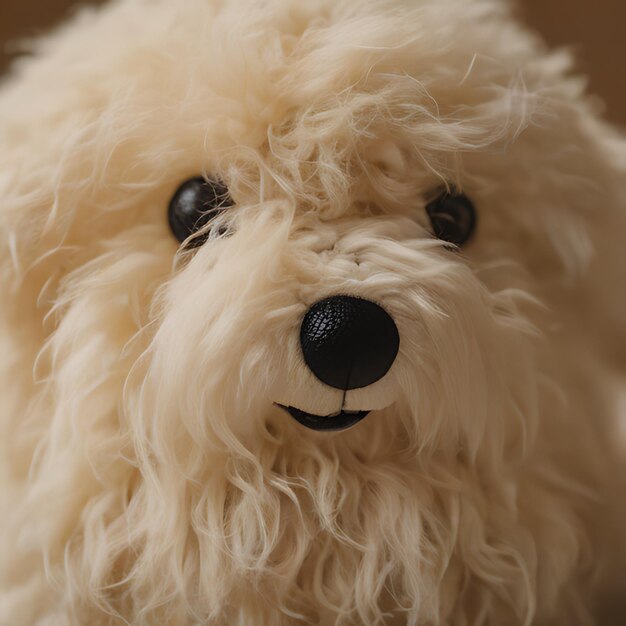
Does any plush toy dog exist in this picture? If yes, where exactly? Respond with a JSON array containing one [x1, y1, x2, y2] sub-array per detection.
[[1, 0, 625, 624]]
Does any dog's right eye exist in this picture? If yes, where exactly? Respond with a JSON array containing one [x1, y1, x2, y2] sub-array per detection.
[[168, 177, 234, 247]]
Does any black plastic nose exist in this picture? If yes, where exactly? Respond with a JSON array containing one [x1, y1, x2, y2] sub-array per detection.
[[300, 295, 400, 390]]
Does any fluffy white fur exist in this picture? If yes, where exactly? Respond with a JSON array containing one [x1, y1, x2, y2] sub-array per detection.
[[0, 0, 625, 624]]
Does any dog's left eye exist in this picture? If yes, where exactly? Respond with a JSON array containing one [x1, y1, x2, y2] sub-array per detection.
[[425, 189, 476, 247], [168, 176, 234, 247]]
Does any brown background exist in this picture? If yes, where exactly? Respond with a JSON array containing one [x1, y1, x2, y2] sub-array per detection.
[[0, 0, 625, 126]]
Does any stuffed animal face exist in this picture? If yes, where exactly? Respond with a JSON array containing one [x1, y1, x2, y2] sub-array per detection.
[[1, 0, 625, 624]]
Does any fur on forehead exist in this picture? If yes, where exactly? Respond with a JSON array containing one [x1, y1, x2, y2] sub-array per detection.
[[0, 0, 592, 264]]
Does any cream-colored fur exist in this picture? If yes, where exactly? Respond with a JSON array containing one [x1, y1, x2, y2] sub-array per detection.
[[0, 0, 625, 624]]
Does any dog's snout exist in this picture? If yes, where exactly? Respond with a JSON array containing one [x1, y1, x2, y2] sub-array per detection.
[[300, 295, 400, 390]]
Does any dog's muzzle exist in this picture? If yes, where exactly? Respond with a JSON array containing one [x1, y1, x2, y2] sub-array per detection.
[[279, 295, 400, 432]]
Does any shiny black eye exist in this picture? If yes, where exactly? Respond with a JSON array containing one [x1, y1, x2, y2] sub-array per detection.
[[425, 189, 476, 247], [168, 177, 234, 247]]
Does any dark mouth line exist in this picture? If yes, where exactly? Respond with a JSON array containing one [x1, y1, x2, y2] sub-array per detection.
[[276, 404, 370, 432]]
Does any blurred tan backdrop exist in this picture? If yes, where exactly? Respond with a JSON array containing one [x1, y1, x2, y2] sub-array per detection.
[[0, 0, 624, 125]]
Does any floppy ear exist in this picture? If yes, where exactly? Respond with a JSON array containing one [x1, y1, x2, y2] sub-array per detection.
[[497, 78, 626, 372], [568, 114, 626, 371]]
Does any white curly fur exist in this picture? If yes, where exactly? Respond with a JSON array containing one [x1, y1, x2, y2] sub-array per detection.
[[0, 0, 625, 624]]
